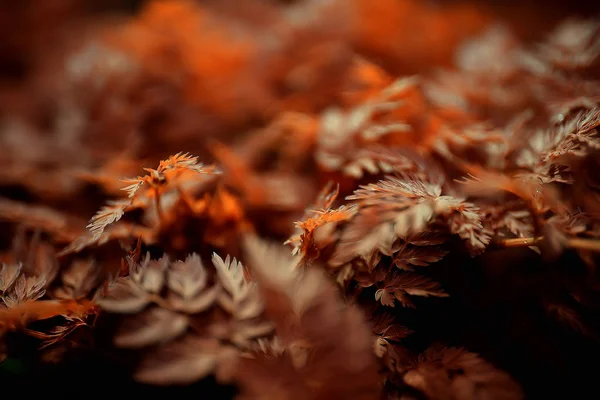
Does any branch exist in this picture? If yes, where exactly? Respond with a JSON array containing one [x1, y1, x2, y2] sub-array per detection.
[[492, 236, 600, 253]]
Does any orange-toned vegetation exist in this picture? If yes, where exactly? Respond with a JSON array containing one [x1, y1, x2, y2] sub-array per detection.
[[1, 0, 600, 399]]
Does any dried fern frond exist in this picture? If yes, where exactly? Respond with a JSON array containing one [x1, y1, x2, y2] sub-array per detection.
[[25, 315, 92, 350], [0, 230, 99, 344], [512, 108, 600, 174], [122, 152, 221, 199], [133, 336, 236, 385], [373, 322, 414, 359], [97, 251, 273, 385], [58, 223, 155, 257], [237, 234, 381, 399], [1, 273, 46, 308], [456, 166, 566, 217], [335, 174, 490, 262], [211, 253, 273, 348], [0, 197, 85, 243], [404, 346, 524, 400], [316, 75, 427, 178], [0, 299, 95, 335], [1, 232, 60, 303], [2, 5, 600, 398], [348, 174, 443, 204], [286, 204, 358, 258], [393, 244, 449, 271], [86, 199, 131, 240], [375, 272, 448, 308], [535, 18, 600, 70], [74, 153, 220, 244], [53, 259, 99, 300]]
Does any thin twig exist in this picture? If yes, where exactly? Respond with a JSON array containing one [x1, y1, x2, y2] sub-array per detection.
[[493, 237, 542, 248], [567, 237, 600, 252], [493, 236, 600, 252], [153, 187, 164, 225]]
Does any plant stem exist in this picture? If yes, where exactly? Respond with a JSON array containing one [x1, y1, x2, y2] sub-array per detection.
[[154, 187, 164, 225], [567, 237, 600, 252], [493, 236, 600, 252], [493, 237, 542, 248]]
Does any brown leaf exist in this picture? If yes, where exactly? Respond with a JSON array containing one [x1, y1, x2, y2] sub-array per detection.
[[114, 307, 189, 348], [96, 278, 150, 314], [130, 253, 169, 294], [1, 274, 46, 308], [212, 253, 248, 302], [375, 288, 397, 308], [394, 245, 448, 270], [134, 337, 229, 385], [54, 259, 99, 300], [0, 263, 21, 292], [0, 198, 85, 243], [229, 320, 275, 349], [404, 346, 523, 400], [167, 253, 208, 299], [58, 223, 155, 256], [377, 272, 448, 308], [212, 252, 265, 320], [240, 234, 381, 399], [210, 249, 274, 347], [84, 153, 220, 240], [86, 200, 129, 240], [167, 285, 220, 315], [381, 324, 414, 342], [34, 316, 90, 349]]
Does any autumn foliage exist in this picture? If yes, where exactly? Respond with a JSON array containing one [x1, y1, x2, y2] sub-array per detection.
[[1, 0, 600, 399]]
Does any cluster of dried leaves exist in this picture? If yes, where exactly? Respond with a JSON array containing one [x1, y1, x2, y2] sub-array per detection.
[[1, 0, 600, 399]]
